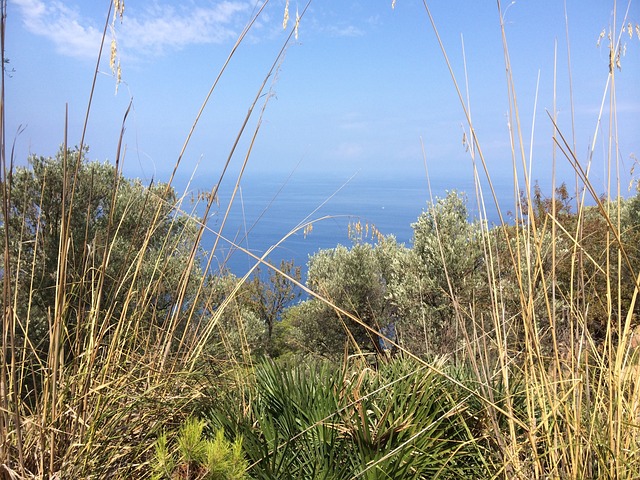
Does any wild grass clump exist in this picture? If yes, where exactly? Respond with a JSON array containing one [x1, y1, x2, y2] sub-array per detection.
[[0, 146, 219, 477], [410, 1, 640, 477]]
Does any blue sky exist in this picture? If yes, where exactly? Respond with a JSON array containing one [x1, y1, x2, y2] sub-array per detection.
[[5, 0, 640, 195]]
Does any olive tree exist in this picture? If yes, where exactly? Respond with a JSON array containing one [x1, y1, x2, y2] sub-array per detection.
[[202, 261, 301, 361], [388, 191, 485, 356], [247, 259, 302, 344], [294, 236, 406, 357], [1, 148, 199, 359]]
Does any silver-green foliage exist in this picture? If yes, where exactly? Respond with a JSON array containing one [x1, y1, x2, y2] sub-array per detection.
[[2, 148, 197, 347], [389, 191, 484, 355], [283, 191, 485, 358], [303, 236, 407, 355]]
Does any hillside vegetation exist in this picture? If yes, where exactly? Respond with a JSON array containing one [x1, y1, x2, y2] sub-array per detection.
[[1, 1, 639, 478]]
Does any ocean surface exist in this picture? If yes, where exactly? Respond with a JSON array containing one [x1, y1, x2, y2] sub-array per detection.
[[181, 171, 517, 280]]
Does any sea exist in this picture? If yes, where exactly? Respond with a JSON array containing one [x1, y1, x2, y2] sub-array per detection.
[[180, 170, 518, 280]]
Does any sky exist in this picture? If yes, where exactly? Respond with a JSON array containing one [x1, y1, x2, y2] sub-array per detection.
[[4, 0, 640, 197]]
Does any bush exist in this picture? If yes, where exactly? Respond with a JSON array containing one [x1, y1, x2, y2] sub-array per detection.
[[152, 417, 248, 480], [203, 357, 486, 479]]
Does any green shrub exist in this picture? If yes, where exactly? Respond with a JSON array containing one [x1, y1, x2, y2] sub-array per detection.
[[204, 357, 487, 479], [152, 417, 248, 480]]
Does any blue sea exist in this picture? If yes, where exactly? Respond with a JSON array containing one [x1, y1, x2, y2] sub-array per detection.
[[181, 171, 517, 280]]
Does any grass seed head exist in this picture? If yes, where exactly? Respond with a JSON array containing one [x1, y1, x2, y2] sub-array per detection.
[[304, 223, 313, 238], [283, 0, 290, 29], [110, 38, 117, 72], [116, 62, 122, 93], [114, 0, 125, 20]]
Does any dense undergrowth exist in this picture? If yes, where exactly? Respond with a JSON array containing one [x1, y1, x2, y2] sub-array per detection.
[[1, 0, 639, 478]]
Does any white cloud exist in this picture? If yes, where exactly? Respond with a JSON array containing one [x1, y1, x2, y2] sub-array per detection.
[[121, 2, 250, 55], [328, 25, 365, 38], [11, 0, 253, 60], [12, 0, 104, 59]]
